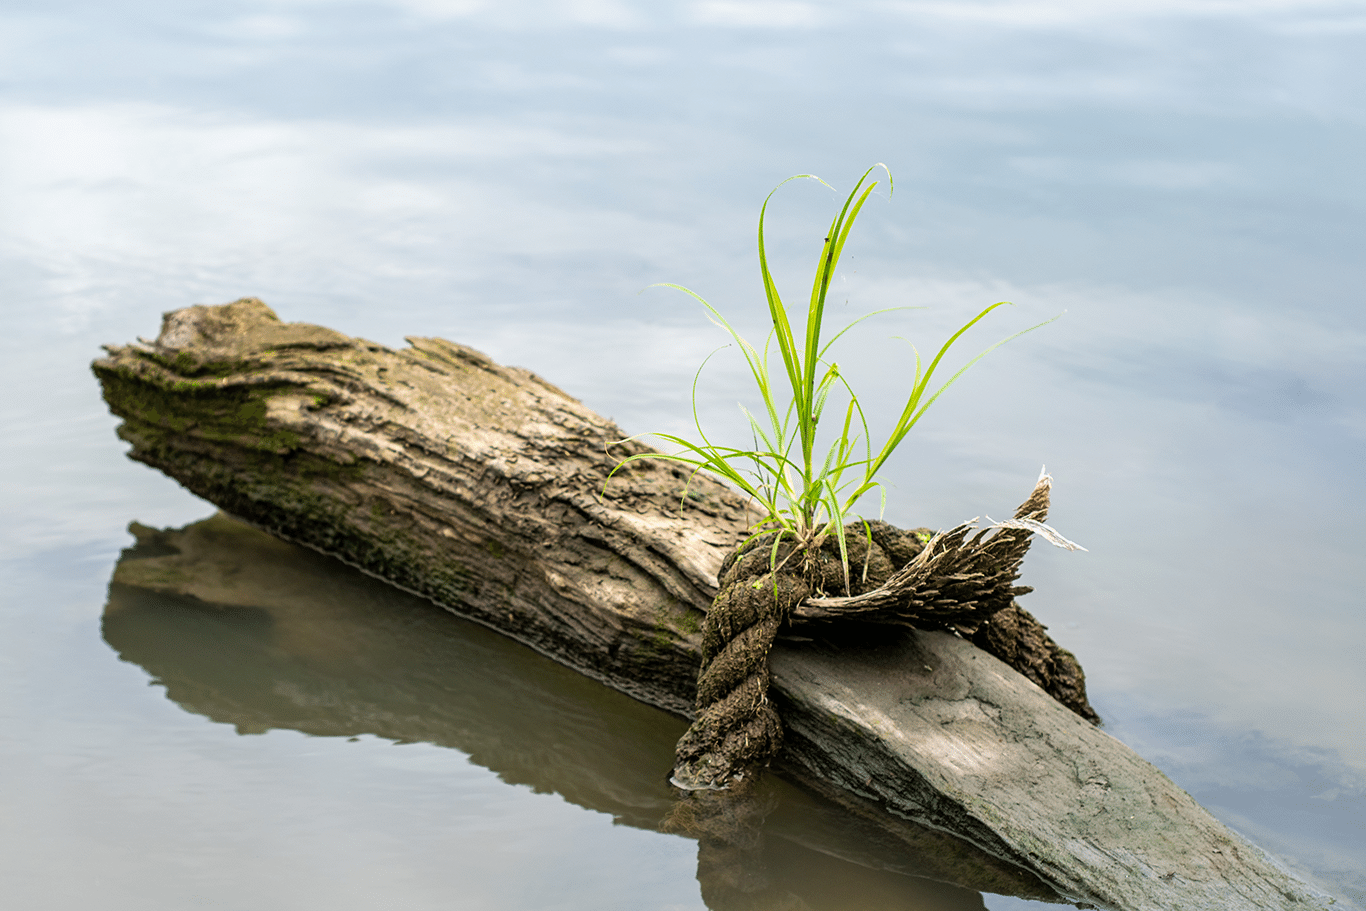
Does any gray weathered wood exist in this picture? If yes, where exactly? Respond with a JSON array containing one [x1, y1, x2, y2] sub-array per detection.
[[93, 298, 1336, 911], [774, 632, 1330, 910]]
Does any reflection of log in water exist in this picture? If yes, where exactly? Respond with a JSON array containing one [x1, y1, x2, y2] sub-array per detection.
[[104, 512, 1058, 910]]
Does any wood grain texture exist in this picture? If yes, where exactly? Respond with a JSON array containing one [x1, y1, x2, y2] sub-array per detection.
[[93, 299, 1336, 911], [773, 630, 1331, 910]]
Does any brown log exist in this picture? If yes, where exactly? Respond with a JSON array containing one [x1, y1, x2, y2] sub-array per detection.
[[93, 299, 1336, 911]]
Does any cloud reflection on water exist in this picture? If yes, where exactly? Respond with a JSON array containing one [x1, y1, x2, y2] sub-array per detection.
[[1, 0, 1362, 906]]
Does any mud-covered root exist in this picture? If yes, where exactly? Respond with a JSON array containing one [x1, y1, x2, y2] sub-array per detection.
[[672, 569, 811, 791], [672, 526, 908, 791], [674, 473, 1100, 790], [784, 473, 1101, 725], [672, 527, 909, 791]]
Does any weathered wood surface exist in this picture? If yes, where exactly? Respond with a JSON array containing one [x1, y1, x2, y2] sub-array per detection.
[[93, 299, 1336, 911]]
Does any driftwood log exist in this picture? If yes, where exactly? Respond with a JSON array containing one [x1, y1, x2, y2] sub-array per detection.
[[93, 299, 1336, 911]]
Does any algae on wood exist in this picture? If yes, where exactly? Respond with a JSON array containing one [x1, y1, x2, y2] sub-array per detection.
[[93, 299, 1338, 911], [97, 297, 740, 715]]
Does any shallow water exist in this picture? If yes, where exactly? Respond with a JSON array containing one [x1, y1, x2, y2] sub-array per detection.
[[2, 2, 1363, 908]]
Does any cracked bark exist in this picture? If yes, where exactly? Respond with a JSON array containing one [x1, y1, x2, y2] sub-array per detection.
[[92, 299, 1334, 911]]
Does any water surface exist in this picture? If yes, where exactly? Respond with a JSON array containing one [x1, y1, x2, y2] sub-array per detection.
[[2, 2, 1363, 908]]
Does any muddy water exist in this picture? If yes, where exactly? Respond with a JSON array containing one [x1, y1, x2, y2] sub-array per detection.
[[102, 513, 1056, 909], [1, 1, 1364, 909]]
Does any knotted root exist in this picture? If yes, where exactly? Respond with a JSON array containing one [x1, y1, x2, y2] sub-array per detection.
[[793, 472, 1070, 629], [672, 568, 810, 790], [671, 472, 1099, 791]]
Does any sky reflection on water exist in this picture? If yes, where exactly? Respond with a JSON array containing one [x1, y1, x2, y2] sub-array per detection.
[[1, 2, 1363, 909]]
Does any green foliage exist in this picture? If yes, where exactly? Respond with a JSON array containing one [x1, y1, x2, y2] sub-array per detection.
[[611, 165, 1054, 578]]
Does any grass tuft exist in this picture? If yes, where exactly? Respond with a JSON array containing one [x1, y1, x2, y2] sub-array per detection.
[[610, 165, 1055, 589]]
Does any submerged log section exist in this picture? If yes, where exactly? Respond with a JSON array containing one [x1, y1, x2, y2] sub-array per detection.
[[93, 299, 1334, 911]]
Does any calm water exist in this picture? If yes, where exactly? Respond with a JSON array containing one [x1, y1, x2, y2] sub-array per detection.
[[2, 2, 1363, 908]]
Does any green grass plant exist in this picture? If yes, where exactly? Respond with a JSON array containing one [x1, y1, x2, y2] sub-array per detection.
[[612, 165, 1054, 587]]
